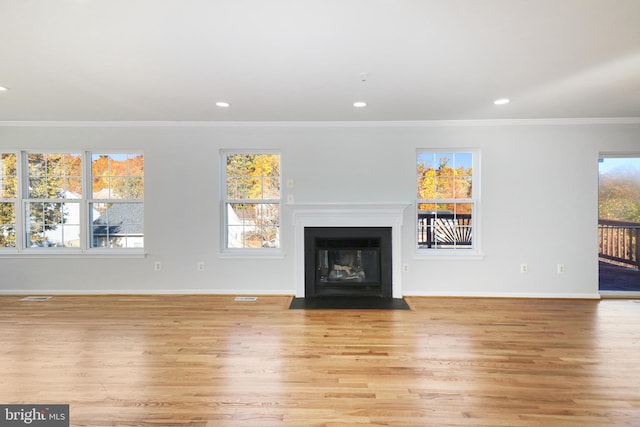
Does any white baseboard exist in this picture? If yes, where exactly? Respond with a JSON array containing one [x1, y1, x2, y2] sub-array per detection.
[[0, 289, 603, 299], [0, 289, 295, 296], [599, 291, 640, 299], [403, 291, 602, 299]]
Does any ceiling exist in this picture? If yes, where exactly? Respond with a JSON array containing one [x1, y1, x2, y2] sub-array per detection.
[[1, 0, 640, 122]]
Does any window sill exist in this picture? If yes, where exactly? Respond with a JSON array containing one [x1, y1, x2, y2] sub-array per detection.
[[218, 249, 285, 260], [414, 249, 484, 261], [0, 249, 146, 259]]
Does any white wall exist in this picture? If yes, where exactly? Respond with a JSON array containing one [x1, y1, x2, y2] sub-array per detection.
[[1, 120, 639, 297]]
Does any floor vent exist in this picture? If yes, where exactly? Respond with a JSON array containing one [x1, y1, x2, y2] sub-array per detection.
[[234, 296, 257, 302], [21, 296, 53, 301]]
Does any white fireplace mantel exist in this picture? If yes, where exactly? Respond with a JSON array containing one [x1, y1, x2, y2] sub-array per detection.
[[291, 203, 410, 298]]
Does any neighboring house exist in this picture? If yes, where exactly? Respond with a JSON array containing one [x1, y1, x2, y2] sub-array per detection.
[[92, 202, 143, 248]]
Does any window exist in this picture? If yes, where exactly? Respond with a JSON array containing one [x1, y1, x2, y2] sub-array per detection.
[[89, 154, 144, 249], [416, 150, 478, 252], [222, 151, 281, 250], [26, 153, 83, 248], [0, 153, 17, 248], [0, 151, 144, 254]]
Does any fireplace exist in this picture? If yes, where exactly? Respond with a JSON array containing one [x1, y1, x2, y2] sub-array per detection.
[[305, 227, 392, 297], [292, 203, 408, 298]]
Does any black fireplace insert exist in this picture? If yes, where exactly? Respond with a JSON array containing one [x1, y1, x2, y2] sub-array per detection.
[[304, 227, 392, 298]]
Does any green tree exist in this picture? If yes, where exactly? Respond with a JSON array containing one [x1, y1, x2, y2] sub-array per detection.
[[27, 153, 82, 246]]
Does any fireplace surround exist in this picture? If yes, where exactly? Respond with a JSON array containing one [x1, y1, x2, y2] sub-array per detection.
[[292, 203, 408, 298]]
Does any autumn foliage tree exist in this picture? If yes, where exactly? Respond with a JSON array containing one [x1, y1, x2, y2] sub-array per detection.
[[417, 155, 473, 214], [599, 168, 640, 223], [226, 153, 281, 247], [91, 154, 144, 201], [0, 153, 17, 247], [226, 153, 280, 200]]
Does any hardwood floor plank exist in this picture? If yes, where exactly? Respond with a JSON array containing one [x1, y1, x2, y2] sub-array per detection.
[[1, 295, 640, 426]]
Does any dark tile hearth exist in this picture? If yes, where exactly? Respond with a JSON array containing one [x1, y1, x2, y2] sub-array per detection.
[[289, 296, 410, 310]]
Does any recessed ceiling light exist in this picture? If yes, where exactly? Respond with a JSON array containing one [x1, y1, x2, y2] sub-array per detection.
[[353, 101, 367, 108], [494, 98, 510, 105], [216, 101, 230, 108], [0, 86, 8, 92]]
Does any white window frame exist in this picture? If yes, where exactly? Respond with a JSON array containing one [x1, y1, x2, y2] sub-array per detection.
[[0, 150, 144, 258], [415, 148, 482, 259], [220, 150, 283, 259], [0, 151, 18, 250], [21, 151, 84, 253], [87, 152, 145, 252]]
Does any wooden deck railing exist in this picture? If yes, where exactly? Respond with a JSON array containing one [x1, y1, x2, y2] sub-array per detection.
[[418, 212, 472, 248], [598, 219, 640, 268]]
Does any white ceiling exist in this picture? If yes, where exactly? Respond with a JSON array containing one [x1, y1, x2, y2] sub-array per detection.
[[1, 0, 640, 122]]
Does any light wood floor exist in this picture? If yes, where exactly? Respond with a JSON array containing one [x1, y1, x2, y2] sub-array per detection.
[[1, 295, 640, 426]]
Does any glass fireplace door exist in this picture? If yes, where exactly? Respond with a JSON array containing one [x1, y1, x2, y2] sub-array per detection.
[[305, 227, 392, 298], [317, 244, 380, 285]]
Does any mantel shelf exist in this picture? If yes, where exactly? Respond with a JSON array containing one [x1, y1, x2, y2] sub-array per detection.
[[289, 202, 411, 211]]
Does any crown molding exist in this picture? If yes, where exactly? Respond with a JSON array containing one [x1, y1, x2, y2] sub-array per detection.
[[1, 117, 639, 128]]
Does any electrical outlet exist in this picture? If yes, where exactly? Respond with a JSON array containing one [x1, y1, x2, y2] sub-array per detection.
[[402, 264, 409, 272], [286, 179, 294, 189], [197, 261, 205, 271], [154, 261, 162, 271], [520, 263, 528, 273], [557, 263, 565, 274], [287, 194, 294, 204]]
